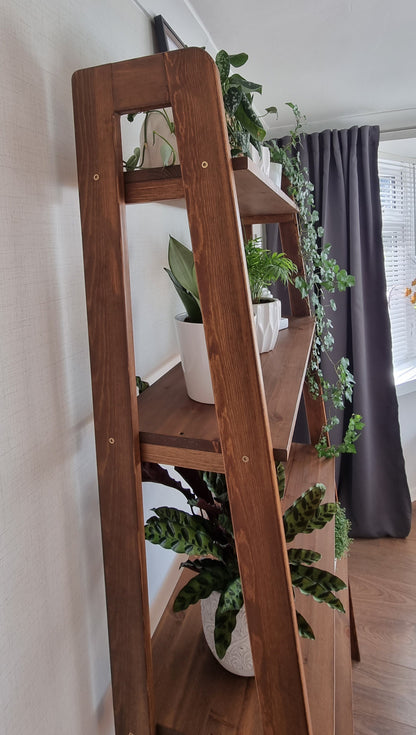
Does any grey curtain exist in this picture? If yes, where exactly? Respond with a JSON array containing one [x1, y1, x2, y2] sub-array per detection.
[[267, 125, 412, 538]]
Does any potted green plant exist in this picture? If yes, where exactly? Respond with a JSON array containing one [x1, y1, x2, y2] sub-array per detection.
[[214, 50, 277, 166], [143, 458, 346, 677], [165, 235, 297, 402], [245, 236, 297, 352], [164, 235, 213, 403]]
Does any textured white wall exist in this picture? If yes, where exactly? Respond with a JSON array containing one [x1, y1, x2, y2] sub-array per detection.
[[0, 1, 211, 733]]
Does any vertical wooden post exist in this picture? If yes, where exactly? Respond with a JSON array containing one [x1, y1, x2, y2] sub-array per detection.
[[164, 49, 312, 735], [72, 64, 155, 735]]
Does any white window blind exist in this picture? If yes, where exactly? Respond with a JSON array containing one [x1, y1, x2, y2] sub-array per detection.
[[379, 157, 416, 370]]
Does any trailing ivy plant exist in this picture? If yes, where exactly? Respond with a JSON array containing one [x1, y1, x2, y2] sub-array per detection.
[[265, 104, 364, 457], [142, 458, 346, 659]]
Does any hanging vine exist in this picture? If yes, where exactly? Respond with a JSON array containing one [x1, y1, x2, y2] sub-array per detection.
[[266, 104, 364, 457]]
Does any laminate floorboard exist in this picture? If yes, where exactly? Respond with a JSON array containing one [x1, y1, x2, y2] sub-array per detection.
[[349, 502, 416, 734]]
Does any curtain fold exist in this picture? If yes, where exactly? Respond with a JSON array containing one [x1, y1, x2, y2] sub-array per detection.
[[267, 126, 411, 537]]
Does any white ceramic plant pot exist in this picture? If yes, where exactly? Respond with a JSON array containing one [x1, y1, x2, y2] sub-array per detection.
[[200, 591, 254, 677], [174, 314, 214, 404], [252, 299, 281, 353], [269, 161, 283, 188], [249, 144, 271, 177], [139, 108, 179, 168]]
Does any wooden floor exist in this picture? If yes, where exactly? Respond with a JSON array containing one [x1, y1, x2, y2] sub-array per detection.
[[349, 502, 416, 734]]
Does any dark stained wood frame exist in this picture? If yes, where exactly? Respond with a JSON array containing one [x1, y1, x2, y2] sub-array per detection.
[[72, 47, 354, 735]]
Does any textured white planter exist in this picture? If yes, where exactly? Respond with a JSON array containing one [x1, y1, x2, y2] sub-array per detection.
[[174, 314, 214, 404], [139, 108, 178, 168], [269, 161, 283, 188], [201, 591, 254, 677], [250, 144, 271, 177], [253, 299, 281, 353]]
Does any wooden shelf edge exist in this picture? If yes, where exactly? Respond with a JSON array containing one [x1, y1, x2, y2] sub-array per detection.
[[124, 157, 298, 219]]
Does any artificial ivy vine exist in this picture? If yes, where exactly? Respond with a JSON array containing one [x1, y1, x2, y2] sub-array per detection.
[[266, 104, 364, 457]]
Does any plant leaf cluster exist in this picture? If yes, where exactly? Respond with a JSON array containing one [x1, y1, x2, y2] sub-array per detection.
[[265, 103, 363, 457], [166, 234, 297, 321], [143, 460, 346, 659], [215, 50, 277, 158], [124, 109, 177, 171], [245, 236, 297, 303]]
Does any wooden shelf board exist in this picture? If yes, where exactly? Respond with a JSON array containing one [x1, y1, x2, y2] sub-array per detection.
[[151, 445, 337, 734], [124, 157, 298, 221], [138, 317, 314, 471]]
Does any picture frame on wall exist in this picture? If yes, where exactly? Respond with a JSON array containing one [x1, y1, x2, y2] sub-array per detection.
[[154, 15, 186, 52]]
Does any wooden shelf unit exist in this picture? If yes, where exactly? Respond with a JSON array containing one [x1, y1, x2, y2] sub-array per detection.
[[72, 47, 353, 735], [138, 316, 314, 470]]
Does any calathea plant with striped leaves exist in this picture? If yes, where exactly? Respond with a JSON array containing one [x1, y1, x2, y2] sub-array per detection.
[[143, 459, 346, 660]]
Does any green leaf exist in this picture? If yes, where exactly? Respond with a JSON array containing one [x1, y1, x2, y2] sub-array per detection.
[[235, 97, 266, 142], [305, 502, 338, 531], [223, 87, 243, 116], [136, 376, 149, 393], [276, 462, 286, 499], [228, 73, 262, 94], [144, 507, 224, 559], [265, 106, 278, 115], [168, 236, 200, 303], [164, 268, 202, 323], [215, 50, 230, 84], [221, 577, 243, 612], [124, 147, 141, 171], [291, 564, 346, 612], [283, 484, 326, 542], [214, 580, 244, 658], [296, 611, 315, 639], [173, 562, 232, 612], [228, 52, 248, 68], [202, 472, 228, 502], [288, 548, 322, 565], [291, 563, 347, 593]]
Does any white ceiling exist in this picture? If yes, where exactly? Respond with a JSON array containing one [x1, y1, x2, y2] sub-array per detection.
[[187, 0, 416, 138]]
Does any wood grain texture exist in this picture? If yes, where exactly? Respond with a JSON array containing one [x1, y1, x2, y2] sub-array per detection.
[[335, 556, 354, 735], [349, 503, 416, 734], [284, 446, 337, 735], [72, 62, 156, 735], [124, 158, 298, 220], [138, 317, 314, 469], [163, 48, 311, 735]]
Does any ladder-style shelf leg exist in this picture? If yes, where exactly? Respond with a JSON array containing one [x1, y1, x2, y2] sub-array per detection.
[[72, 63, 160, 735], [163, 49, 312, 735]]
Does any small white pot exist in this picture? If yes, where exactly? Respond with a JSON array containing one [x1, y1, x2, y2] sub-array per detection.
[[174, 314, 214, 404], [252, 299, 281, 353], [269, 161, 282, 188], [200, 591, 254, 677], [249, 144, 271, 177]]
